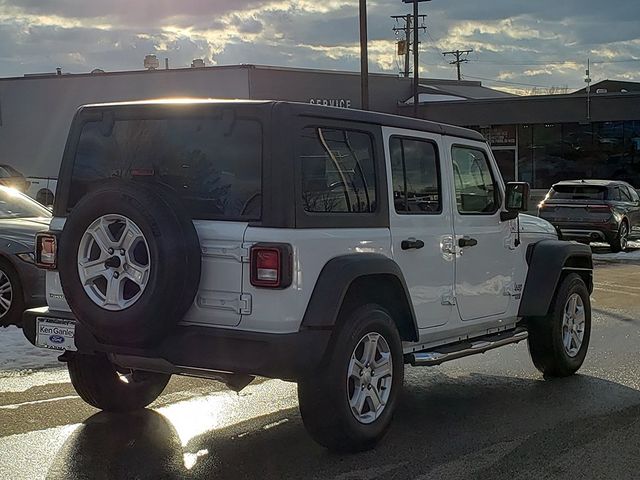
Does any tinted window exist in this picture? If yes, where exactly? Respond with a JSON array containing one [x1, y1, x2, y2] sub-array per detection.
[[300, 127, 376, 213], [549, 185, 606, 200], [70, 115, 262, 220], [620, 186, 633, 202], [390, 137, 441, 213], [452, 146, 498, 214], [628, 186, 639, 202]]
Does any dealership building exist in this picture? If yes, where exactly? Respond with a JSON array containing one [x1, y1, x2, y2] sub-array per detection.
[[1, 63, 639, 193]]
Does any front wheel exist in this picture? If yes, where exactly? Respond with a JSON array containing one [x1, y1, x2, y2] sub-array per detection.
[[527, 273, 591, 377], [68, 353, 170, 412], [297, 304, 404, 452]]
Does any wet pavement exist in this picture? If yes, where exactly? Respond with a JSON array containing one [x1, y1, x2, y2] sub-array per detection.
[[1, 262, 640, 479]]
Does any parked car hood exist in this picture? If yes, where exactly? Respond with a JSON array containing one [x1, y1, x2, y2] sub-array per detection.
[[519, 214, 558, 237], [0, 216, 51, 249]]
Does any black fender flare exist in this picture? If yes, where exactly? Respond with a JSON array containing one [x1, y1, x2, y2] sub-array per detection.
[[518, 240, 593, 317], [301, 253, 419, 341]]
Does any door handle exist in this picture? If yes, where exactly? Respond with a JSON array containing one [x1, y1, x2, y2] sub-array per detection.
[[401, 238, 425, 250], [458, 236, 478, 248]]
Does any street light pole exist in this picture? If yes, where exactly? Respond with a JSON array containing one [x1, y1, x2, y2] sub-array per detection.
[[359, 0, 369, 111]]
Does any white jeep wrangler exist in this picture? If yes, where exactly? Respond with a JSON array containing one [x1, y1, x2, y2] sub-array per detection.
[[23, 100, 592, 452]]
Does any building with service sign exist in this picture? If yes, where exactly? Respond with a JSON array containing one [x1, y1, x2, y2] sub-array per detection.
[[402, 80, 640, 192], [1, 63, 639, 195]]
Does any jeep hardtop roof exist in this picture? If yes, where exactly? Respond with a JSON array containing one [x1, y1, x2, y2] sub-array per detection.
[[77, 99, 486, 143]]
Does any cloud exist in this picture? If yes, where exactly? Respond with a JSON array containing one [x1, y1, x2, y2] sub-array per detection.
[[0, 0, 638, 94]]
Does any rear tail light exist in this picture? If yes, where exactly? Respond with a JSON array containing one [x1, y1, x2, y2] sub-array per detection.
[[250, 243, 293, 289], [586, 205, 612, 213], [35, 232, 58, 269]]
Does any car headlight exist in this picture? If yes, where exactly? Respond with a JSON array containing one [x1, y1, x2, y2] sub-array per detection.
[[17, 252, 35, 264]]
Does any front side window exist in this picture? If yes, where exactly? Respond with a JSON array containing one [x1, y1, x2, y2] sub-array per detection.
[[452, 146, 498, 214], [390, 137, 441, 214], [300, 127, 376, 213]]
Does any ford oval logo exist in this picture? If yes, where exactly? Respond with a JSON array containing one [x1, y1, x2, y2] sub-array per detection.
[[49, 335, 65, 344]]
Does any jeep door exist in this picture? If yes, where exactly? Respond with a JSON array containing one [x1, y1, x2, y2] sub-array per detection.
[[384, 127, 456, 329], [444, 139, 518, 321]]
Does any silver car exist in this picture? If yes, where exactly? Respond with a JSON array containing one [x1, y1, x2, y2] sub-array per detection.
[[0, 186, 51, 327]]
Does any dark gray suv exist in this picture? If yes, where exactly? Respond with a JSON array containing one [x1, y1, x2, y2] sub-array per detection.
[[538, 179, 640, 252]]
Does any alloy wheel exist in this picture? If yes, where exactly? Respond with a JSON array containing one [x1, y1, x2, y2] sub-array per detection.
[[0, 270, 13, 318], [77, 214, 151, 311], [346, 332, 393, 424], [561, 293, 586, 357]]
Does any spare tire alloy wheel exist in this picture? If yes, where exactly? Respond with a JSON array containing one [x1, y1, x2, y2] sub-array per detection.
[[78, 214, 151, 311], [347, 332, 393, 424]]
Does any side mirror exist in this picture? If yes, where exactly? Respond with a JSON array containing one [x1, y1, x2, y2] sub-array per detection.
[[501, 182, 530, 221]]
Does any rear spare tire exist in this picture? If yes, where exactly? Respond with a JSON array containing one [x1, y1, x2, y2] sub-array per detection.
[[58, 181, 201, 346]]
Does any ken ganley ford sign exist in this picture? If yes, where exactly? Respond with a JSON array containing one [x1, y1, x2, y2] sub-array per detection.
[[309, 98, 352, 108]]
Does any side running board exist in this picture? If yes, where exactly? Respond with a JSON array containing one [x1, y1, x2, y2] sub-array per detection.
[[410, 328, 528, 367]]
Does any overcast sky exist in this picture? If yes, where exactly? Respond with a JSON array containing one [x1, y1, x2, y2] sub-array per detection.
[[0, 0, 639, 94]]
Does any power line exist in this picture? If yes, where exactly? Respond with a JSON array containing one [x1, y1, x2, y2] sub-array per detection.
[[442, 49, 473, 80], [467, 58, 640, 66]]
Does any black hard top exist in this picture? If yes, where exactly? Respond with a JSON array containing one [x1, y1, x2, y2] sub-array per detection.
[[79, 99, 486, 142]]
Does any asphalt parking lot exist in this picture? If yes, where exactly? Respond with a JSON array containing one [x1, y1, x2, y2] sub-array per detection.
[[0, 258, 639, 480]]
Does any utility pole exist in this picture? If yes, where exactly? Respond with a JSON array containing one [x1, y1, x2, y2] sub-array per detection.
[[400, 0, 431, 116], [585, 58, 591, 120], [442, 49, 473, 80], [359, 0, 369, 110], [392, 13, 427, 77]]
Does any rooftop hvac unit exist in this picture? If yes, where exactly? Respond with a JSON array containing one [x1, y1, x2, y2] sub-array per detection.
[[191, 59, 206, 68], [144, 54, 160, 70]]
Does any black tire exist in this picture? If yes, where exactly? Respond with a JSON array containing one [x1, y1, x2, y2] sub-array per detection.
[[297, 304, 404, 452], [67, 353, 170, 412], [610, 220, 629, 253], [0, 258, 24, 328], [58, 180, 201, 346], [527, 273, 591, 377]]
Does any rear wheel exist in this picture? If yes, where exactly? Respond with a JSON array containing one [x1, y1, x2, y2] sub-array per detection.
[[527, 273, 591, 377], [610, 220, 628, 252], [68, 353, 170, 412], [297, 304, 403, 452], [0, 259, 24, 328]]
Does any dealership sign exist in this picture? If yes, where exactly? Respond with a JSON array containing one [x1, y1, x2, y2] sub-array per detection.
[[309, 98, 352, 108]]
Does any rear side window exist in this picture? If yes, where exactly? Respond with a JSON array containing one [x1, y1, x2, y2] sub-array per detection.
[[299, 127, 376, 213], [390, 137, 441, 214], [549, 185, 606, 201], [69, 115, 262, 220]]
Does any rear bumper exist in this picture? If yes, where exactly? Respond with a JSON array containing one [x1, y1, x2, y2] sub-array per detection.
[[22, 307, 332, 381], [542, 220, 619, 242]]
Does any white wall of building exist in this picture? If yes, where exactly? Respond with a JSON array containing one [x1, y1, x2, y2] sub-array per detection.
[[0, 68, 250, 177]]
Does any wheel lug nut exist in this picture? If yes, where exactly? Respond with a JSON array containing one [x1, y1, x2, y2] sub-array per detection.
[[367, 384, 372, 390], [108, 248, 114, 255], [120, 249, 125, 255], [359, 370, 363, 376], [113, 271, 120, 279]]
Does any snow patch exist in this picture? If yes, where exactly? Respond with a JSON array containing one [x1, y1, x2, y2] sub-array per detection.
[[591, 241, 640, 262], [0, 326, 61, 373]]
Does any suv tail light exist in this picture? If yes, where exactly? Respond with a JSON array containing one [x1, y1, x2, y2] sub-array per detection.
[[586, 205, 612, 213], [35, 232, 58, 269], [250, 243, 293, 289]]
